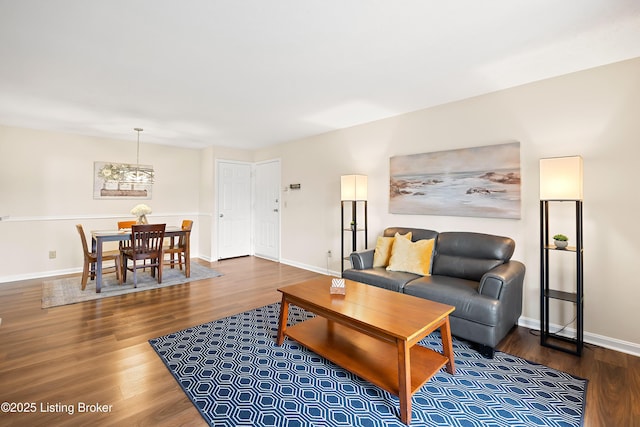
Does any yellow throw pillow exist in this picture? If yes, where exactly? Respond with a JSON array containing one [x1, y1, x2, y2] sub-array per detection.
[[386, 237, 435, 276], [372, 232, 412, 268]]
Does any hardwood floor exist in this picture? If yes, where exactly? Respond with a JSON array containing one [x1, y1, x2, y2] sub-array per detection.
[[0, 256, 637, 426]]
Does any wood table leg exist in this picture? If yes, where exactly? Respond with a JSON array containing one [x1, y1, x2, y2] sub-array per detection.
[[276, 295, 289, 346], [95, 236, 103, 293], [397, 339, 412, 425], [90, 236, 97, 280], [184, 231, 191, 278], [440, 316, 456, 375]]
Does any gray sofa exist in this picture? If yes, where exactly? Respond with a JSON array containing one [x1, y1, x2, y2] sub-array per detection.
[[342, 227, 526, 358]]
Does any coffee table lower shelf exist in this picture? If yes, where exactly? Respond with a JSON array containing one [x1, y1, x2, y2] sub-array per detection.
[[284, 316, 449, 397]]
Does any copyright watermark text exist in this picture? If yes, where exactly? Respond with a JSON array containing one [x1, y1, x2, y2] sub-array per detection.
[[1, 401, 113, 415]]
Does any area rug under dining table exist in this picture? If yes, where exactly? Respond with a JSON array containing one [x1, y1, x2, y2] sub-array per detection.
[[149, 303, 587, 427], [42, 263, 223, 308]]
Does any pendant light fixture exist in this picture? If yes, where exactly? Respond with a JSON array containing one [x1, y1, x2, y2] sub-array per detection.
[[132, 127, 154, 184], [110, 127, 154, 185], [95, 128, 154, 198]]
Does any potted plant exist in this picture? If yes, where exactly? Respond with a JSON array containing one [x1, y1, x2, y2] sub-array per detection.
[[553, 234, 568, 249]]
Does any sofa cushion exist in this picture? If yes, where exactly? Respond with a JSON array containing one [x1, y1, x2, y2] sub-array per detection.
[[386, 237, 435, 276], [373, 232, 412, 267], [404, 275, 500, 326], [342, 267, 420, 292], [432, 232, 515, 281], [384, 227, 438, 242]]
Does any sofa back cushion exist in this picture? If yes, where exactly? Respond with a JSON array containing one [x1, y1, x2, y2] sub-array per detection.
[[432, 232, 515, 281], [383, 227, 438, 242]]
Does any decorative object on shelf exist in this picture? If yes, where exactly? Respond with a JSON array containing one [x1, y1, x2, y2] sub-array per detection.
[[539, 155, 584, 356], [131, 204, 152, 224], [553, 234, 568, 249], [330, 278, 346, 295], [340, 175, 368, 273], [93, 128, 154, 199], [389, 142, 521, 219]]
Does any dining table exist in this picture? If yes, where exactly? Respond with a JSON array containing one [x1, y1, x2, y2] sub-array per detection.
[[90, 225, 191, 293]]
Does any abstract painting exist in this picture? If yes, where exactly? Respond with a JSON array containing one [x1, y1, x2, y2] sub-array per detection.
[[390, 142, 521, 219]]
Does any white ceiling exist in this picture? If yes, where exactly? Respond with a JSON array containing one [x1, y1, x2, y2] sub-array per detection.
[[1, 0, 640, 150]]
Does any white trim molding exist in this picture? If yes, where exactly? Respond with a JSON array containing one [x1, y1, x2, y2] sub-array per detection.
[[280, 258, 340, 278], [518, 316, 640, 358], [0, 267, 82, 284], [1, 212, 201, 222]]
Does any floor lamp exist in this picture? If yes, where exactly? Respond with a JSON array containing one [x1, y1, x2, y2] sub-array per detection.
[[341, 175, 368, 273], [539, 155, 584, 355]]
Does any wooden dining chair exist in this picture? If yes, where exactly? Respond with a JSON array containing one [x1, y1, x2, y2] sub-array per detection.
[[117, 220, 138, 259], [118, 220, 137, 229], [163, 220, 193, 272], [122, 224, 166, 287], [76, 224, 123, 290]]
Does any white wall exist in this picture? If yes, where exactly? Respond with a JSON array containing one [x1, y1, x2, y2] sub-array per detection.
[[1, 57, 638, 354], [255, 57, 640, 352], [0, 127, 256, 279], [0, 126, 203, 280]]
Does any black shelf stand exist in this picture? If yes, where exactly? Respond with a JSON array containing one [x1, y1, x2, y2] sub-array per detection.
[[341, 200, 367, 273], [540, 200, 584, 356]]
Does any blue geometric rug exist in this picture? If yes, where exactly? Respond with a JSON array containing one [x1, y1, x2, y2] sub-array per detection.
[[149, 303, 587, 427]]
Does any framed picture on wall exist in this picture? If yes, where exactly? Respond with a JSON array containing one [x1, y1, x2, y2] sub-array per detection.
[[389, 142, 521, 219], [93, 161, 153, 199]]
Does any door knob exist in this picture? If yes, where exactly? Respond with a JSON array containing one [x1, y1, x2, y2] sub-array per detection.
[[219, 213, 224, 218]]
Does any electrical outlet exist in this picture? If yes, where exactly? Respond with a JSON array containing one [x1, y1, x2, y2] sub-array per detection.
[[49, 250, 56, 259]]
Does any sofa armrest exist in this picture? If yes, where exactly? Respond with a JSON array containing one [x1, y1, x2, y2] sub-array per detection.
[[349, 249, 375, 270], [478, 261, 526, 299]]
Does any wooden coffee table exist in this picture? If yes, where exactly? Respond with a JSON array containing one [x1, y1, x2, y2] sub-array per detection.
[[276, 277, 455, 425]]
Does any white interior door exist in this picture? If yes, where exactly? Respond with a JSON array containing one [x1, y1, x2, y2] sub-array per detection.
[[254, 160, 280, 260], [217, 161, 252, 259]]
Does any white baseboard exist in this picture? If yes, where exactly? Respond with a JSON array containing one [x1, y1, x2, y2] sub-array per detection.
[[279, 258, 340, 278], [253, 254, 279, 263], [518, 316, 640, 358], [0, 267, 82, 284]]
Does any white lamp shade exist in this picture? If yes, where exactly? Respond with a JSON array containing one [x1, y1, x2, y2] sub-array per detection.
[[539, 156, 583, 200], [341, 175, 368, 201]]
